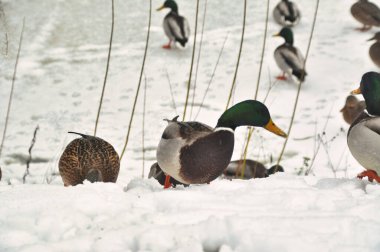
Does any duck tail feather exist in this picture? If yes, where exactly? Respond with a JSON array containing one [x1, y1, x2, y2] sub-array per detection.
[[68, 131, 90, 138], [268, 165, 284, 175], [292, 69, 307, 81], [86, 169, 102, 183]]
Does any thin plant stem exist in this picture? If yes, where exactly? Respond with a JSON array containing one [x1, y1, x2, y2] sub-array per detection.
[[182, 0, 200, 121], [142, 73, 147, 178], [94, 0, 114, 136], [225, 0, 247, 110], [23, 125, 39, 184], [194, 32, 229, 120], [190, 0, 208, 119], [276, 0, 320, 170], [0, 18, 24, 159], [165, 68, 178, 115], [240, 0, 270, 178], [120, 0, 152, 161]]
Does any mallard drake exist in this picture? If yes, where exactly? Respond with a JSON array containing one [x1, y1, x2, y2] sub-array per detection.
[[59, 132, 120, 186], [223, 159, 284, 179], [273, 27, 306, 81], [340, 95, 366, 125], [368, 32, 380, 67], [348, 72, 380, 182], [149, 162, 188, 187], [351, 0, 380, 31], [156, 100, 287, 188], [273, 0, 301, 27], [157, 0, 190, 49]]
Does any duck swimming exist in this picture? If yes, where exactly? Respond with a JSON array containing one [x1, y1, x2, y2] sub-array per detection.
[[340, 95, 366, 125], [273, 0, 301, 27], [59, 132, 120, 186], [348, 72, 380, 182], [157, 0, 190, 49], [351, 0, 380, 31], [273, 27, 306, 81], [156, 100, 287, 188]]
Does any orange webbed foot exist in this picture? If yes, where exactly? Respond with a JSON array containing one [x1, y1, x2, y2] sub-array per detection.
[[357, 170, 380, 183], [164, 175, 172, 189]]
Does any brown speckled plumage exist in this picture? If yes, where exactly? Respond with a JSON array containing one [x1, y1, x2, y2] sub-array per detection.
[[59, 132, 120, 186], [340, 95, 366, 125], [351, 0, 380, 30]]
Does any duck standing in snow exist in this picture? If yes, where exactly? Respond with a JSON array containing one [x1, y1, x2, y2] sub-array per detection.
[[340, 95, 366, 125], [273, 0, 301, 27], [157, 0, 190, 49], [156, 100, 287, 188], [368, 32, 380, 68], [273, 27, 306, 81], [348, 72, 380, 182], [59, 132, 120, 186], [149, 162, 187, 187], [351, 0, 380, 31], [223, 159, 284, 179]]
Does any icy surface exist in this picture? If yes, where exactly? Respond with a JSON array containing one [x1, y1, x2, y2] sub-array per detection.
[[0, 0, 380, 251]]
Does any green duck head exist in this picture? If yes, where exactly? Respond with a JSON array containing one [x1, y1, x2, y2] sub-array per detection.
[[157, 0, 178, 13], [216, 100, 287, 138], [351, 72, 380, 115], [273, 27, 294, 45], [367, 32, 380, 42]]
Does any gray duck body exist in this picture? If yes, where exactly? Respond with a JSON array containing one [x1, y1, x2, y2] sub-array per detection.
[[59, 133, 120, 186], [163, 11, 190, 47], [351, 0, 380, 28], [273, 0, 300, 27], [224, 159, 284, 179], [157, 118, 234, 184], [348, 112, 380, 174], [274, 43, 305, 81]]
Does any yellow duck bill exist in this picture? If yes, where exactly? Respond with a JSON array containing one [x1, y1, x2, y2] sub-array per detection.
[[351, 87, 361, 94], [264, 119, 287, 138]]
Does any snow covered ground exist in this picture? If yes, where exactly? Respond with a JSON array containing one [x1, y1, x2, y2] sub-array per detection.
[[1, 0, 380, 251]]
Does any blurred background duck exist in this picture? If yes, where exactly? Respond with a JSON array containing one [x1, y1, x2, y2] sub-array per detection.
[[273, 0, 301, 27], [156, 100, 287, 188], [368, 32, 380, 67], [157, 0, 190, 49], [223, 159, 284, 179], [351, 0, 380, 31], [273, 27, 306, 81], [348, 72, 380, 183], [340, 95, 366, 125], [59, 132, 120, 186]]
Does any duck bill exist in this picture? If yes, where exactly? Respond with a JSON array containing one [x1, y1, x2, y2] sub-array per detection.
[[351, 87, 361, 95], [272, 33, 280, 37], [264, 119, 287, 138], [156, 5, 165, 11]]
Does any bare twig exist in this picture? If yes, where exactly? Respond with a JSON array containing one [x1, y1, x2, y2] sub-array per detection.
[[165, 68, 178, 115], [305, 102, 335, 175], [120, 0, 152, 160], [194, 32, 229, 120], [225, 0, 247, 110], [190, 0, 208, 119], [23, 125, 39, 184], [94, 0, 115, 136], [276, 0, 320, 169], [0, 3, 9, 57], [182, 0, 200, 121], [142, 73, 147, 178], [0, 18, 25, 159]]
